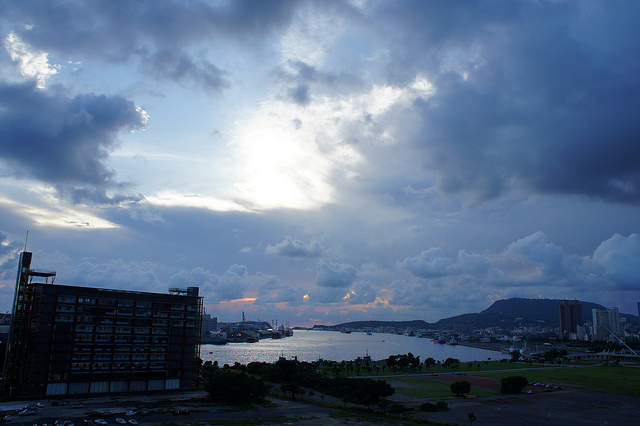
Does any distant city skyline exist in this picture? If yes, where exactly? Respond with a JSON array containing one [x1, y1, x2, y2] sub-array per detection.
[[1, 1, 640, 326]]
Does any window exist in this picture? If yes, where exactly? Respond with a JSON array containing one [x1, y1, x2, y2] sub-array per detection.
[[56, 305, 76, 313], [57, 295, 76, 303], [98, 298, 116, 306], [119, 299, 135, 307], [137, 300, 152, 309], [78, 297, 96, 305], [76, 315, 95, 323], [55, 315, 74, 322]]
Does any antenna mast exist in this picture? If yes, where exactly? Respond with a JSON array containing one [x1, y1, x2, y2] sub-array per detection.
[[24, 230, 29, 252]]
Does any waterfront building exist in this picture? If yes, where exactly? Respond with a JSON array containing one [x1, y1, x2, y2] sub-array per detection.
[[202, 312, 218, 337], [2, 252, 202, 397], [592, 307, 621, 341], [558, 299, 583, 338]]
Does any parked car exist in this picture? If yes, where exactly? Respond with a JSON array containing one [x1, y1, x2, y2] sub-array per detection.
[[94, 419, 108, 426], [115, 418, 127, 425], [36, 402, 46, 408], [128, 419, 138, 425]]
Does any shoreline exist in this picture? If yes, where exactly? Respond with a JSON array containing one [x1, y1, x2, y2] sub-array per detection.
[[457, 341, 505, 353]]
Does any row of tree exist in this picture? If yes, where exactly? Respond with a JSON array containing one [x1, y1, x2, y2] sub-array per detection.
[[201, 358, 395, 406]]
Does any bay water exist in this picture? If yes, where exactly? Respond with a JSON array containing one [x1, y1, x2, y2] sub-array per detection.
[[202, 330, 506, 366]]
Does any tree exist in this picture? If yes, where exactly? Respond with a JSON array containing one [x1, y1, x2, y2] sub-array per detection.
[[424, 357, 436, 370], [443, 357, 460, 369], [205, 369, 271, 402], [500, 376, 529, 394], [510, 350, 521, 362], [468, 412, 477, 425], [450, 380, 471, 397]]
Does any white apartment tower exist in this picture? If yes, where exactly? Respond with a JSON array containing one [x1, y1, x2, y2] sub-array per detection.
[[592, 307, 621, 341]]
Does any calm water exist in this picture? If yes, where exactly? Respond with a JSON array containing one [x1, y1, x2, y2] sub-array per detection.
[[201, 330, 506, 365]]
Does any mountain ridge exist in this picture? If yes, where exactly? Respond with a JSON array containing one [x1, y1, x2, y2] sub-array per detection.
[[331, 297, 639, 330]]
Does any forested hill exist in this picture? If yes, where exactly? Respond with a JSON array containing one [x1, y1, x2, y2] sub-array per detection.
[[433, 298, 609, 330], [328, 298, 638, 331], [482, 298, 607, 319], [320, 320, 431, 330]]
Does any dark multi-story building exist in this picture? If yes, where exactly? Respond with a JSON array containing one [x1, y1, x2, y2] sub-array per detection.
[[558, 299, 583, 337], [2, 252, 203, 397]]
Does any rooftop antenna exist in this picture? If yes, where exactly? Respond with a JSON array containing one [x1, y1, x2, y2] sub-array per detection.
[[24, 230, 29, 252]]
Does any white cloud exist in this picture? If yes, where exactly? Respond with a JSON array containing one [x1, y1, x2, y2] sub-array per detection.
[[5, 31, 60, 88]]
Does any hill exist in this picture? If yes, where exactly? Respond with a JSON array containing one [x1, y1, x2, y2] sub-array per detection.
[[318, 319, 431, 330], [434, 298, 609, 330], [333, 298, 639, 331]]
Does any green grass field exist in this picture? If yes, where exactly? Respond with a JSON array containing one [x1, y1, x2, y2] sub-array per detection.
[[389, 377, 496, 399], [343, 359, 548, 377], [479, 364, 640, 397]]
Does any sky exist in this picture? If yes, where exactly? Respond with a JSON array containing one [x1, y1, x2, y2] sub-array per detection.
[[1, 0, 640, 327]]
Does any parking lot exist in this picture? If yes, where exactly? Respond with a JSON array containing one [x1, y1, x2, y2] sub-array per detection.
[[0, 391, 204, 426]]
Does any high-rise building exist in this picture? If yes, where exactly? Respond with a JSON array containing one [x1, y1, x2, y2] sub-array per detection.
[[2, 252, 203, 397], [592, 307, 621, 341], [201, 312, 218, 337], [558, 299, 583, 337]]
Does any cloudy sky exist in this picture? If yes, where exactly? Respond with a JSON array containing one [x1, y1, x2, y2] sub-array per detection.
[[1, 0, 640, 326]]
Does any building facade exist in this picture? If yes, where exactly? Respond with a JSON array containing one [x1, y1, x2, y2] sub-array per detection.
[[558, 299, 583, 337], [2, 252, 203, 397], [592, 307, 621, 341]]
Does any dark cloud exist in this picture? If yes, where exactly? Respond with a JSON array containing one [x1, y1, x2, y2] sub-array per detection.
[[275, 60, 361, 105], [400, 247, 490, 279], [374, 1, 640, 204], [265, 236, 326, 258], [2, 0, 301, 90], [142, 48, 228, 93], [66, 259, 163, 293], [287, 84, 310, 106], [0, 82, 146, 203], [345, 281, 377, 305], [315, 261, 357, 288]]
